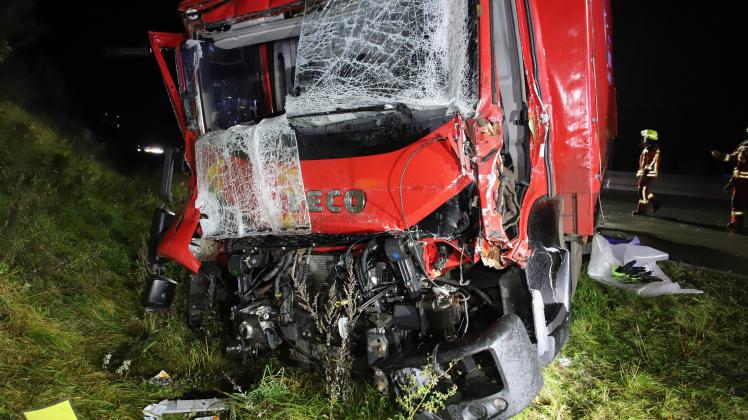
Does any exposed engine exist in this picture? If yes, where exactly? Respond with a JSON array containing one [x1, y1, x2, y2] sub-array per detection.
[[222, 238, 470, 357], [188, 228, 519, 406]]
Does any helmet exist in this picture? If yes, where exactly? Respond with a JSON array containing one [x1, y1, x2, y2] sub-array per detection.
[[640, 129, 658, 141]]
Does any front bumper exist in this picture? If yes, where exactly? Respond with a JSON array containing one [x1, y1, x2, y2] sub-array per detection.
[[384, 314, 544, 419]]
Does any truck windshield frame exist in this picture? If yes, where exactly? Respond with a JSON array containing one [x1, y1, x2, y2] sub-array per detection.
[[286, 0, 478, 119], [191, 0, 478, 132], [194, 37, 298, 132]]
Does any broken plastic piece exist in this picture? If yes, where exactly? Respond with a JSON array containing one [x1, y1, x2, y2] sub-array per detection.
[[149, 370, 171, 386], [143, 398, 227, 420], [23, 400, 78, 420], [195, 115, 310, 239]]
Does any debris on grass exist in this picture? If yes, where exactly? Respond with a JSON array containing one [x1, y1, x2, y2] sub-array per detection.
[[101, 353, 112, 370], [149, 370, 171, 386], [587, 234, 702, 296], [22, 400, 79, 420], [143, 398, 227, 420], [557, 356, 573, 369]]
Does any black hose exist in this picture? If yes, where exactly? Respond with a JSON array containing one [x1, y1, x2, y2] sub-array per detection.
[[358, 238, 379, 292], [273, 255, 294, 297], [257, 253, 289, 286], [357, 285, 396, 313], [241, 254, 291, 301], [342, 235, 380, 291]]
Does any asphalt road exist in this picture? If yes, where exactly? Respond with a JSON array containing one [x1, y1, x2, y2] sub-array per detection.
[[599, 189, 748, 276]]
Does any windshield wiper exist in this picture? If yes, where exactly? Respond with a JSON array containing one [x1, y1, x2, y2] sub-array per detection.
[[287, 102, 415, 119]]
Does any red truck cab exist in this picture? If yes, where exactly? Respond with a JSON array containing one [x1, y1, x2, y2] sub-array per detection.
[[144, 1, 616, 417]]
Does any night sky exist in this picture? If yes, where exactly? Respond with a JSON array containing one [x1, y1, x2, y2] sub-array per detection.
[[3, 0, 747, 177], [611, 1, 748, 177]]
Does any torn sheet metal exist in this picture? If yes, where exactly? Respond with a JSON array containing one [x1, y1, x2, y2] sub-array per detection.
[[195, 114, 310, 239], [286, 0, 477, 118]]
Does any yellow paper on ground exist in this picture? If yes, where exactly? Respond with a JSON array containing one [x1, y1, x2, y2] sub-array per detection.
[[23, 400, 78, 420]]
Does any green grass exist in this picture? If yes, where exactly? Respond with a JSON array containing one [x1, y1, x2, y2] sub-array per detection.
[[228, 361, 394, 419], [0, 100, 746, 418], [520, 264, 748, 419], [0, 101, 233, 418]]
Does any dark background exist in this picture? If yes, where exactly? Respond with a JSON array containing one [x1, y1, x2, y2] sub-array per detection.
[[1, 0, 746, 176], [611, 1, 747, 176]]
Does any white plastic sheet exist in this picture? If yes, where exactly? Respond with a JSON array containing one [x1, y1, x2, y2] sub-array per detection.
[[587, 234, 702, 296], [195, 115, 310, 239]]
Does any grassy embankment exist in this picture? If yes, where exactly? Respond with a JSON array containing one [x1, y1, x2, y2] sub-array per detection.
[[0, 100, 230, 418], [0, 101, 746, 418]]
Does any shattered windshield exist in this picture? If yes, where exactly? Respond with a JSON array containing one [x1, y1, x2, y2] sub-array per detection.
[[286, 0, 477, 118]]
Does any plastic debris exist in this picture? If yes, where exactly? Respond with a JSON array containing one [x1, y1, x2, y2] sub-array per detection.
[[149, 370, 171, 386], [587, 234, 702, 296], [23, 400, 78, 420], [557, 356, 573, 369], [195, 115, 310, 239], [143, 398, 228, 420]]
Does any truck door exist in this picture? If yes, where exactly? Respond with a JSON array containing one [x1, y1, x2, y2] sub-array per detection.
[[149, 31, 202, 273]]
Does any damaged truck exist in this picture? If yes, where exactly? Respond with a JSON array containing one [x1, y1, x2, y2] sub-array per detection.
[[143, 0, 616, 418]]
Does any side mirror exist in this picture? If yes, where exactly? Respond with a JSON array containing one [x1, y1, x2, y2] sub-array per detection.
[[148, 207, 175, 267], [143, 274, 178, 311]]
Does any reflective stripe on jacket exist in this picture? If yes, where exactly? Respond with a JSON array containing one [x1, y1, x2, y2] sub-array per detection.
[[636, 147, 660, 178], [725, 142, 748, 181]]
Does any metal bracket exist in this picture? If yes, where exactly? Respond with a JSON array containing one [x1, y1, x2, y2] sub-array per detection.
[[143, 398, 228, 420]]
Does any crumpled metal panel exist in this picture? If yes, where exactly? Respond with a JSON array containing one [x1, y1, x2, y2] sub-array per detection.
[[195, 115, 310, 239], [178, 0, 302, 31], [286, 0, 477, 117]]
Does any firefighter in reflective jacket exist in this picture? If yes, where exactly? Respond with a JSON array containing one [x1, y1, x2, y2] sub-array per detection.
[[632, 129, 661, 215], [711, 132, 748, 232]]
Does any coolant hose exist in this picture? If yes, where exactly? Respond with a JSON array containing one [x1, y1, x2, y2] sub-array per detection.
[[359, 238, 379, 290]]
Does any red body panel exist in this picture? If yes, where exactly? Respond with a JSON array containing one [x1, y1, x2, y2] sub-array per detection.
[[178, 0, 302, 31], [524, 0, 617, 235], [149, 32, 202, 273], [302, 120, 473, 233], [509, 0, 551, 261]]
